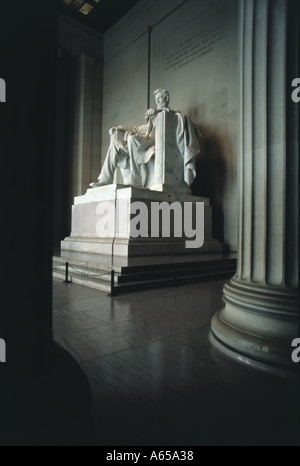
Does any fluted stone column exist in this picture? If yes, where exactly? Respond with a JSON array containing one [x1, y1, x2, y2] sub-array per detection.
[[211, 0, 299, 369]]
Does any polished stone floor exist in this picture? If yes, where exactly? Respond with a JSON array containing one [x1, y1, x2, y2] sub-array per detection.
[[53, 278, 299, 446]]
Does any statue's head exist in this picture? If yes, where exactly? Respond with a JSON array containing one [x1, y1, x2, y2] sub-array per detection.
[[154, 89, 170, 109]]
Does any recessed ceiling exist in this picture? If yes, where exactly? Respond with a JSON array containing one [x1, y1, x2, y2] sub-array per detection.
[[59, 0, 141, 33]]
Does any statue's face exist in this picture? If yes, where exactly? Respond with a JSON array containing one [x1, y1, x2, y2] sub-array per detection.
[[155, 92, 168, 109]]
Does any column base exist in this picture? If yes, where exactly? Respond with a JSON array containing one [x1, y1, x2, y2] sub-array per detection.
[[211, 277, 298, 371]]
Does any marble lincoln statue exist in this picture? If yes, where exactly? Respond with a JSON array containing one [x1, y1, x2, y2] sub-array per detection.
[[90, 89, 201, 189]]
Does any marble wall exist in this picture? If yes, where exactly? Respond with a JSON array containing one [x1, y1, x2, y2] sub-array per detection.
[[101, 33, 149, 159], [55, 15, 103, 249], [102, 0, 239, 251]]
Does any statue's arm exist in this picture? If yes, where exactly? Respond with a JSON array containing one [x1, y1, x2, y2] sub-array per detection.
[[109, 124, 147, 135]]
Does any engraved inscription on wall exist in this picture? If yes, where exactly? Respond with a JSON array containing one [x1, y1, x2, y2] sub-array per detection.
[[165, 26, 226, 72]]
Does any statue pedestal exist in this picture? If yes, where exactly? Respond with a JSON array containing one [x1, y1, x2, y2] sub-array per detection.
[[61, 184, 222, 260]]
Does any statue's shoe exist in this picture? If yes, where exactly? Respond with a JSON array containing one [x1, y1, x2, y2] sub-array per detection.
[[89, 180, 108, 188]]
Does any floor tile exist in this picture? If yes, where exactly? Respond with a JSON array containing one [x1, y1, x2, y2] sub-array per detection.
[[52, 278, 300, 446]]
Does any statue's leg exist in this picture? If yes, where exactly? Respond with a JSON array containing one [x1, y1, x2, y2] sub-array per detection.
[[143, 156, 154, 188], [98, 141, 119, 184], [90, 139, 126, 187], [127, 135, 144, 187]]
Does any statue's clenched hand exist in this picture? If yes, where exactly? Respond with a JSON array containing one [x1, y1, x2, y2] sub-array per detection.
[[109, 127, 117, 135], [145, 108, 157, 120], [109, 126, 125, 135]]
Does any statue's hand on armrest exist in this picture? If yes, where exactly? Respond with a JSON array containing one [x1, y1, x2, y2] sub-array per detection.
[[145, 108, 157, 120], [109, 125, 127, 135], [109, 126, 117, 136]]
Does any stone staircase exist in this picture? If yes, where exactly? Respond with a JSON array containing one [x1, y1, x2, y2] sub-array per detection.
[[53, 254, 237, 295]]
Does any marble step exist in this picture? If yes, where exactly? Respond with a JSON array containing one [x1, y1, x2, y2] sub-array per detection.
[[53, 255, 236, 295], [118, 261, 235, 283]]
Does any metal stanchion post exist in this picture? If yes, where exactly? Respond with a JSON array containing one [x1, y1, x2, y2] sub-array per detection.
[[63, 262, 72, 284], [108, 270, 118, 297]]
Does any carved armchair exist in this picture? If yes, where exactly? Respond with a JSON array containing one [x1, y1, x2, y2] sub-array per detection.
[[114, 110, 195, 194]]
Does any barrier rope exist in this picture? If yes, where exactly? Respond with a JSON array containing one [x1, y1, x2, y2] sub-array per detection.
[[54, 261, 118, 297], [68, 264, 111, 278], [53, 262, 112, 278]]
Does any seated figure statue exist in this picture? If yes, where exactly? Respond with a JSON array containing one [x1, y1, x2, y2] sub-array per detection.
[[90, 89, 201, 190]]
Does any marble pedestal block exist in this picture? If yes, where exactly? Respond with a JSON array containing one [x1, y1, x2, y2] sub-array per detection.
[[61, 184, 222, 261]]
